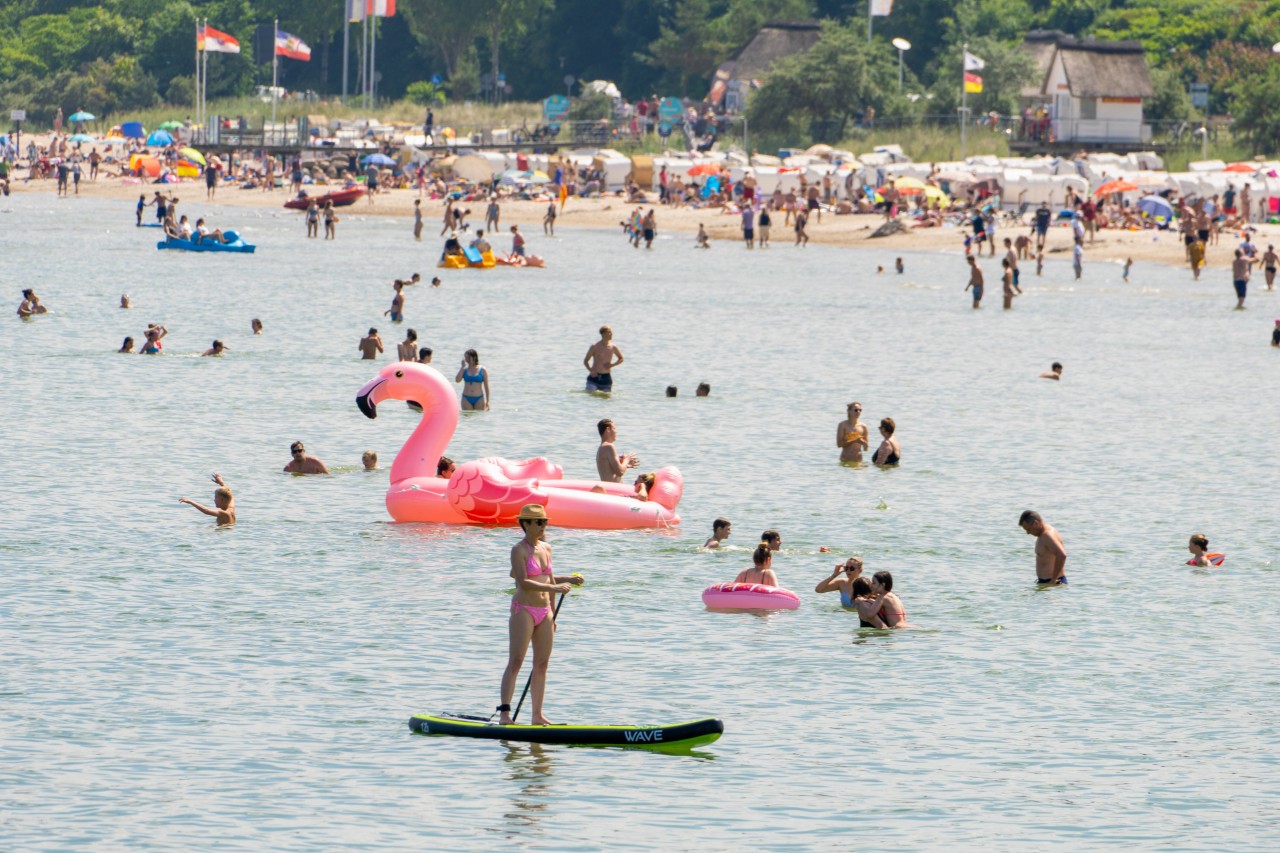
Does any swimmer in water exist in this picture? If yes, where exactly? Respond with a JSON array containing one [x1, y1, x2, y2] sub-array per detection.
[[120, 294, 131, 309], [1187, 533, 1216, 567], [837, 402, 870, 464], [362, 450, 378, 471], [813, 559, 887, 628], [437, 456, 456, 478], [703, 517, 731, 549], [872, 417, 900, 467], [385, 281, 406, 323], [497, 504, 584, 726], [761, 529, 782, 552], [631, 472, 656, 501], [201, 340, 228, 356], [284, 441, 330, 475], [118, 336, 135, 353], [1020, 510, 1067, 585], [455, 348, 490, 411], [178, 472, 236, 526], [733, 541, 779, 586], [252, 318, 263, 335], [1040, 362, 1063, 380]]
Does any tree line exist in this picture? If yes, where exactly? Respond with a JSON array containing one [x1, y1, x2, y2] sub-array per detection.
[[1, 0, 1275, 147]]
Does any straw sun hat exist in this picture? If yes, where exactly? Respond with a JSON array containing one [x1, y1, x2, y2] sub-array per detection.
[[517, 504, 550, 523]]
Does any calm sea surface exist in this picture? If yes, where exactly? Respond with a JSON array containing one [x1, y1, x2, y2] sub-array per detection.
[[2, 193, 1278, 851]]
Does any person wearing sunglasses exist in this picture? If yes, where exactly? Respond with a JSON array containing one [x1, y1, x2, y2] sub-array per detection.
[[814, 558, 895, 628], [283, 441, 329, 475], [837, 402, 870, 465], [498, 504, 584, 726]]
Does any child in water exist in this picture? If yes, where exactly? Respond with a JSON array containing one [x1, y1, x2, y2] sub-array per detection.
[[1123, 257, 1133, 282], [178, 472, 236, 526], [696, 224, 710, 248]]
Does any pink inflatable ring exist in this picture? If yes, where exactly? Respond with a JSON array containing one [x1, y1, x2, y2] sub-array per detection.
[[702, 582, 801, 611]]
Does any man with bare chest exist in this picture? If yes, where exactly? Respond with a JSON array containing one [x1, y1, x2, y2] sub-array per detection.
[[1020, 510, 1067, 585], [583, 325, 624, 393]]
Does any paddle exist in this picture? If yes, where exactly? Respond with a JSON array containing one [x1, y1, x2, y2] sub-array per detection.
[[511, 589, 569, 724]]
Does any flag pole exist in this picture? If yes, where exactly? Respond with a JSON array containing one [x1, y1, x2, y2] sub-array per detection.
[[195, 19, 201, 133], [371, 15, 378, 106], [203, 40, 208, 138], [272, 18, 279, 128], [342, 1, 350, 104], [867, 0, 873, 43], [960, 43, 968, 161]]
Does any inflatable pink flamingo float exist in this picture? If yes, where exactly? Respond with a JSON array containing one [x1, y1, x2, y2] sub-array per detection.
[[356, 363, 683, 528]]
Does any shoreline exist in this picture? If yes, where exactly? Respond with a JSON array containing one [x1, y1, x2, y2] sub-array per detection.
[[8, 176, 1266, 271]]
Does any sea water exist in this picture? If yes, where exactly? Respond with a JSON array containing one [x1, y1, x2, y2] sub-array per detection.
[[2, 195, 1278, 850]]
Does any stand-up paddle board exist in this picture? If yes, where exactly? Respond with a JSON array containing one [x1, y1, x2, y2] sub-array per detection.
[[409, 713, 723, 751]]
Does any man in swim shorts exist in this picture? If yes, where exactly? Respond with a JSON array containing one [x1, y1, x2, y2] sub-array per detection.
[[703, 518, 731, 549], [583, 325, 623, 392], [1020, 510, 1067, 585], [1032, 201, 1051, 252], [965, 256, 984, 308], [595, 419, 638, 482], [1232, 248, 1255, 309]]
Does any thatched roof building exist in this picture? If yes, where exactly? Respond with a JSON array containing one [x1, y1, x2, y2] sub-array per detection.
[[1020, 30, 1068, 99], [712, 20, 822, 111], [1049, 38, 1155, 99]]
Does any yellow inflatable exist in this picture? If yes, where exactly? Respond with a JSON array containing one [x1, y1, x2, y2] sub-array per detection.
[[438, 254, 467, 269], [474, 251, 496, 268]]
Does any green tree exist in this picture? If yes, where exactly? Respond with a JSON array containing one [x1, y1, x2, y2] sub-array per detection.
[[647, 0, 816, 95], [746, 21, 897, 141], [399, 0, 483, 84], [1231, 63, 1280, 153], [1145, 66, 1195, 122], [927, 37, 1037, 117]]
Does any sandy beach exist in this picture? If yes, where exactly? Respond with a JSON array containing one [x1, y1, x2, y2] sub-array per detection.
[[10, 172, 1268, 272]]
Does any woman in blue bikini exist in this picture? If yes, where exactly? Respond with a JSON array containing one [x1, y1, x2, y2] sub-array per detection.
[[498, 504, 584, 726], [455, 348, 490, 411]]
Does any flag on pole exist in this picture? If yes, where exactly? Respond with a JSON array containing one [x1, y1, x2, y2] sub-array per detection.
[[347, 0, 366, 22], [368, 0, 397, 15], [275, 30, 312, 61], [199, 25, 241, 53], [964, 72, 983, 93], [870, 0, 893, 14], [964, 51, 985, 72]]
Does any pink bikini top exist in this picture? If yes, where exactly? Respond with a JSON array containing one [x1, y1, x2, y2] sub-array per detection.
[[526, 553, 552, 577]]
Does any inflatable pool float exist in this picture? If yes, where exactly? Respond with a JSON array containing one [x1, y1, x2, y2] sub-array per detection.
[[1188, 552, 1225, 566], [702, 583, 801, 611], [356, 363, 682, 529], [438, 254, 468, 269], [409, 713, 722, 752], [156, 231, 255, 253], [283, 187, 364, 210]]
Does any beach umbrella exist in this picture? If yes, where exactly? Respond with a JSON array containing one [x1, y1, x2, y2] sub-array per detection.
[[888, 176, 929, 195], [525, 170, 550, 184], [158, 120, 185, 131], [147, 129, 174, 146], [1094, 179, 1138, 196], [180, 147, 205, 166], [1137, 195, 1174, 220], [687, 162, 720, 176], [362, 153, 395, 166], [68, 133, 94, 144], [1223, 162, 1257, 173], [923, 185, 951, 206], [69, 111, 95, 122]]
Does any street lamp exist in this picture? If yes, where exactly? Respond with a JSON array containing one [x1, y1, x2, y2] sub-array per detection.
[[892, 38, 912, 90]]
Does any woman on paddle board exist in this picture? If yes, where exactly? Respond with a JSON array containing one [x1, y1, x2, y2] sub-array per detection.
[[498, 505, 584, 726]]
